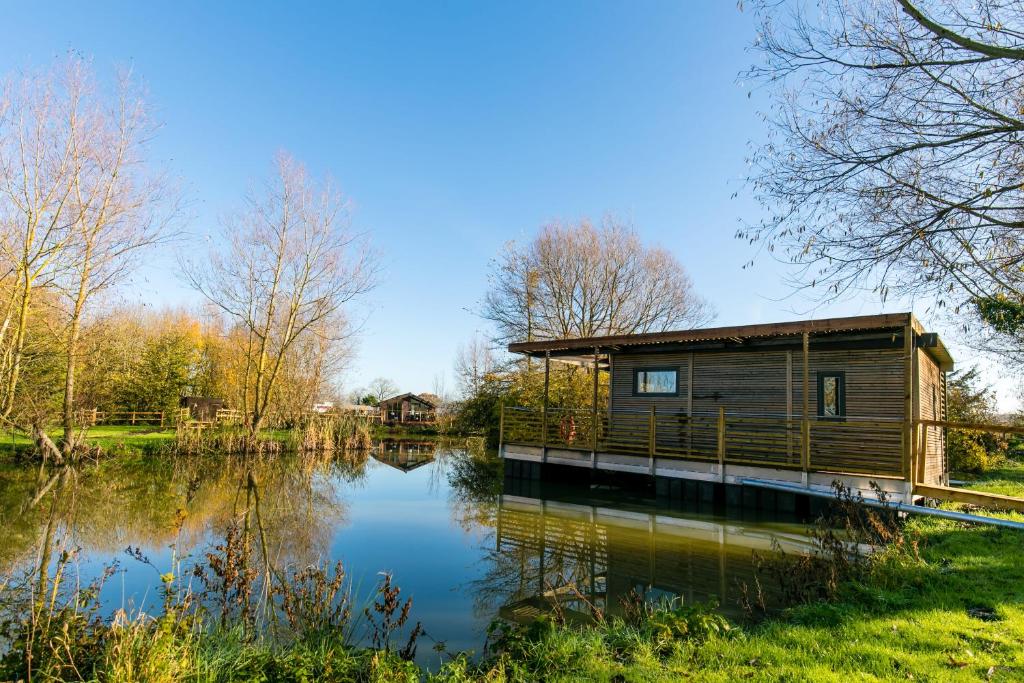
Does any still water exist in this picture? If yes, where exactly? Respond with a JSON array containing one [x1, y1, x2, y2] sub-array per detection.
[[0, 440, 813, 665]]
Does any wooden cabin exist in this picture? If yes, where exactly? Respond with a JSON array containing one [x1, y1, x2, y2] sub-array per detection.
[[379, 392, 438, 424], [500, 313, 954, 502]]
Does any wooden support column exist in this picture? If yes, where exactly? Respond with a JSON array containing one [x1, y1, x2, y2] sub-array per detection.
[[802, 332, 810, 484], [542, 351, 550, 463], [912, 337, 921, 485], [687, 352, 694, 454], [591, 347, 599, 467], [498, 401, 505, 457], [717, 406, 726, 483], [786, 350, 793, 463], [903, 324, 914, 486], [648, 405, 657, 475]]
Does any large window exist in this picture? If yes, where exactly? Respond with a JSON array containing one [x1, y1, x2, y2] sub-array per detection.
[[633, 367, 678, 396], [817, 372, 846, 419]]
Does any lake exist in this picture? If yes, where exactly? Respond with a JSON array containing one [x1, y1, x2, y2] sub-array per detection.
[[0, 439, 814, 667]]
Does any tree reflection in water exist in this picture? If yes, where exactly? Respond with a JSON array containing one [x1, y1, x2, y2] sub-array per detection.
[[0, 452, 364, 603], [0, 440, 816, 655]]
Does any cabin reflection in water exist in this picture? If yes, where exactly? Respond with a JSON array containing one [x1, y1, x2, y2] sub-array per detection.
[[491, 482, 812, 623], [372, 440, 437, 473]]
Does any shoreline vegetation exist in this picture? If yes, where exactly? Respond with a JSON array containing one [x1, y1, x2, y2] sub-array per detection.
[[1, 445, 1021, 681], [0, 419, 463, 462]]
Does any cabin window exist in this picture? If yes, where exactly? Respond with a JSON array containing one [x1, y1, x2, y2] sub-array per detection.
[[633, 367, 678, 396], [817, 372, 846, 419]]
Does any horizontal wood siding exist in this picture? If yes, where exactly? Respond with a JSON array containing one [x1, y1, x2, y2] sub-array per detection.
[[693, 352, 788, 416], [917, 349, 945, 485], [608, 345, 907, 472]]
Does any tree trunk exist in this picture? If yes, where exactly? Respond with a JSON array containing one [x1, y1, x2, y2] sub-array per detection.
[[61, 313, 83, 456], [2, 274, 33, 419]]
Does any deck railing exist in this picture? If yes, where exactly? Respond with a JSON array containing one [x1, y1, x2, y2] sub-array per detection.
[[501, 406, 907, 478]]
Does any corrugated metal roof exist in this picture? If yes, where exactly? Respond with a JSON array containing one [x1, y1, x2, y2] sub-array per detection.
[[506, 312, 954, 370]]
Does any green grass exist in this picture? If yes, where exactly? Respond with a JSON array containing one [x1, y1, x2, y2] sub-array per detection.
[[0, 424, 177, 454], [957, 457, 1024, 498]]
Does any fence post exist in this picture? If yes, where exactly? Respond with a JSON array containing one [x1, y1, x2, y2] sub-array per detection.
[[717, 407, 726, 483], [541, 351, 550, 461], [131, 411, 136, 425], [159, 411, 164, 428], [802, 419, 812, 479], [498, 402, 505, 456], [92, 407, 98, 426], [648, 405, 657, 474]]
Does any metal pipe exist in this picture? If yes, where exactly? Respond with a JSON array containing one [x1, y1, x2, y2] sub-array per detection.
[[737, 478, 1024, 531]]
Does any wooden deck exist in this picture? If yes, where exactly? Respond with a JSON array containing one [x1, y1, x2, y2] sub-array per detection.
[[501, 406, 1024, 510], [500, 406, 943, 503]]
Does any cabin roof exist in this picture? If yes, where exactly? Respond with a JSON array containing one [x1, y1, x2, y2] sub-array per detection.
[[379, 392, 439, 408], [507, 312, 954, 371]]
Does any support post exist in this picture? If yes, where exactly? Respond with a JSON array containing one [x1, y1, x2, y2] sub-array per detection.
[[786, 350, 793, 463], [802, 332, 810, 485], [903, 324, 914, 486], [131, 411, 136, 425], [159, 411, 164, 428], [917, 423, 928, 484], [649, 405, 657, 474], [592, 347, 599, 467], [498, 401, 505, 457], [542, 351, 550, 463], [717, 406, 726, 483], [687, 352, 694, 454]]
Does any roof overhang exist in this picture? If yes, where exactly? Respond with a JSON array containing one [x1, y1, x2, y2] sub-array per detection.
[[507, 313, 954, 372]]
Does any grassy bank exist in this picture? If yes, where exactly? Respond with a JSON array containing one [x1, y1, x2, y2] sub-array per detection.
[[4, 511, 1021, 681]]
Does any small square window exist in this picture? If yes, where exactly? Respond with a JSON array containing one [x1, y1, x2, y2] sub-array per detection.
[[634, 368, 678, 396], [817, 372, 845, 419]]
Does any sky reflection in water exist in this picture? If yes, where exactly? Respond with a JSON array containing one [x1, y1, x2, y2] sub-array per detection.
[[0, 440, 814, 666]]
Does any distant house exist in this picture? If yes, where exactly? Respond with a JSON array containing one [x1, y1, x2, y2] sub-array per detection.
[[180, 396, 225, 421], [338, 403, 380, 417], [379, 393, 438, 424]]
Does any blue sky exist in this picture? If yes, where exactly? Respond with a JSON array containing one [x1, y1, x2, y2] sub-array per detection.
[[2, 1, 1013, 407]]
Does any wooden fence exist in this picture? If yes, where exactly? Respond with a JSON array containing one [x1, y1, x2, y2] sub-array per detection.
[[502, 406, 907, 478], [81, 409, 170, 427]]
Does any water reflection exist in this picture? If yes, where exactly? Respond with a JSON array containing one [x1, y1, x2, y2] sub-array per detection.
[[0, 440, 814, 659], [373, 440, 437, 473], [482, 486, 810, 623]]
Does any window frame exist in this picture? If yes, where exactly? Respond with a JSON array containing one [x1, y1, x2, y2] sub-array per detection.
[[632, 366, 680, 397], [816, 371, 846, 420]]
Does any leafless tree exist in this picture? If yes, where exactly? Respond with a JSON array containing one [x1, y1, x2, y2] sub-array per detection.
[[367, 376, 399, 404], [481, 217, 713, 343], [186, 153, 376, 439], [454, 333, 497, 398], [0, 61, 81, 418], [742, 1, 1024, 328], [53, 63, 176, 454]]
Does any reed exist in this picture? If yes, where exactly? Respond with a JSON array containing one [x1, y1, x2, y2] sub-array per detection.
[[290, 413, 373, 453]]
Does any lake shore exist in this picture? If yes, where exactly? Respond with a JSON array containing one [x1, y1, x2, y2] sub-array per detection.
[[2, 441, 1022, 681]]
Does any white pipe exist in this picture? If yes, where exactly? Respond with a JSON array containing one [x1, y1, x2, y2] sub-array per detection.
[[737, 478, 1024, 531]]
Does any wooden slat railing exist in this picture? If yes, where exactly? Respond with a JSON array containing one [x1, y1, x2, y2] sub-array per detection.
[[500, 405, 907, 478]]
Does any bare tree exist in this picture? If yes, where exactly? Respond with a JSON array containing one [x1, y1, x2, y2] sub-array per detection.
[[742, 0, 1024, 333], [186, 153, 376, 439], [367, 376, 399, 404], [0, 61, 81, 418], [482, 217, 713, 343], [54, 63, 176, 454], [454, 333, 496, 398]]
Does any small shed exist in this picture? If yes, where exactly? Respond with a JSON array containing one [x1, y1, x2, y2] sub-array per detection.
[[180, 396, 225, 422]]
